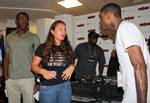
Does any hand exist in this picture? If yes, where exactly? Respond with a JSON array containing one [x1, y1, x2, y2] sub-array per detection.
[[41, 69, 56, 80], [62, 65, 75, 80], [4, 75, 8, 81]]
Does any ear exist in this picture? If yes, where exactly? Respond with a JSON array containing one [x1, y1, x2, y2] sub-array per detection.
[[15, 20, 17, 25], [51, 29, 54, 36]]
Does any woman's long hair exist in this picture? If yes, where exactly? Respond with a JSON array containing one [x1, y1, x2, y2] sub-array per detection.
[[43, 20, 75, 65]]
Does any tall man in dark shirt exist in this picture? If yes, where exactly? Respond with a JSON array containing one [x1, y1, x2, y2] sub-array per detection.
[[74, 31, 106, 80]]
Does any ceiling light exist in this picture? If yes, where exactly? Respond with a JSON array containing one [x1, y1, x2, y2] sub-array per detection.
[[58, 0, 83, 8]]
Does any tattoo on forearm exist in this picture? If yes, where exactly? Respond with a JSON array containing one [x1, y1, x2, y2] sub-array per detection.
[[134, 64, 147, 103], [128, 46, 147, 103]]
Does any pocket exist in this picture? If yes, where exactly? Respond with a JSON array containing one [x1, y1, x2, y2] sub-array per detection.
[[40, 85, 49, 92], [64, 81, 71, 89], [5, 79, 11, 87]]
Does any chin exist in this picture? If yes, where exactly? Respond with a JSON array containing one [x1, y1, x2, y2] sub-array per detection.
[[59, 38, 65, 41], [103, 25, 111, 30], [101, 26, 108, 30]]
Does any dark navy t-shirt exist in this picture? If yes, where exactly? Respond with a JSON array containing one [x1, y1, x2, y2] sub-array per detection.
[[34, 44, 68, 86], [74, 42, 106, 79]]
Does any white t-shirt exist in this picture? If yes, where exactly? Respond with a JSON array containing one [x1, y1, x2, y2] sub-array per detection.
[[116, 21, 150, 103]]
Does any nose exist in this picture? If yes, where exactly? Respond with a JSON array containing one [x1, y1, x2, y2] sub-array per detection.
[[62, 29, 66, 35], [20, 20, 25, 24]]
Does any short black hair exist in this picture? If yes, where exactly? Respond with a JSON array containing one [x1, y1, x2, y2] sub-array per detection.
[[88, 31, 99, 38], [100, 3, 121, 18], [16, 12, 30, 21]]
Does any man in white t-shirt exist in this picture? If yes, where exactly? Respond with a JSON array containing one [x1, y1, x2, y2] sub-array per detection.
[[99, 3, 150, 103]]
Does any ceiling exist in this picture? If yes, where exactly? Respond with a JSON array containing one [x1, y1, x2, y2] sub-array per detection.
[[0, 0, 150, 22]]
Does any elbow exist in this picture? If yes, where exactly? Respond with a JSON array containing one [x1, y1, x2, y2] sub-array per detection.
[[31, 64, 35, 72], [31, 63, 41, 74]]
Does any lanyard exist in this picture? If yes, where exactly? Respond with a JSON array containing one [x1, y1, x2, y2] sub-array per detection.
[[88, 44, 96, 57]]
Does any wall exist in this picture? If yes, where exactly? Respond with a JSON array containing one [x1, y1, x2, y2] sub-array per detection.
[[37, 18, 54, 43], [122, 3, 150, 39]]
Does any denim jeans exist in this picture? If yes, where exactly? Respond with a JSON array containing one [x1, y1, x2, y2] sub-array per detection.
[[39, 81, 71, 103]]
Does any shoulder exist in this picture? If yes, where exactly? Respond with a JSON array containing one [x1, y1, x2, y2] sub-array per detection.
[[75, 42, 87, 49], [119, 21, 137, 30], [26, 32, 40, 42], [96, 45, 103, 51], [35, 43, 46, 54], [37, 43, 46, 49], [6, 34, 12, 40], [117, 21, 139, 39], [27, 32, 39, 38], [6, 30, 16, 38], [78, 42, 87, 47], [34, 43, 46, 57], [6, 31, 16, 41]]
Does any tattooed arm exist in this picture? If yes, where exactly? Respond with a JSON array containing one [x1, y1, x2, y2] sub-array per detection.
[[127, 45, 147, 103]]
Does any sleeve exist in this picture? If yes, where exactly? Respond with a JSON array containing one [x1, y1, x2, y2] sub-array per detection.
[[97, 47, 106, 65], [119, 22, 141, 49], [74, 45, 80, 58], [34, 44, 44, 58], [5, 38, 10, 53], [33, 35, 40, 52]]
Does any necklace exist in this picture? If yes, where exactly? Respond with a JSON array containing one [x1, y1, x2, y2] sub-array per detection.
[[88, 44, 96, 57]]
